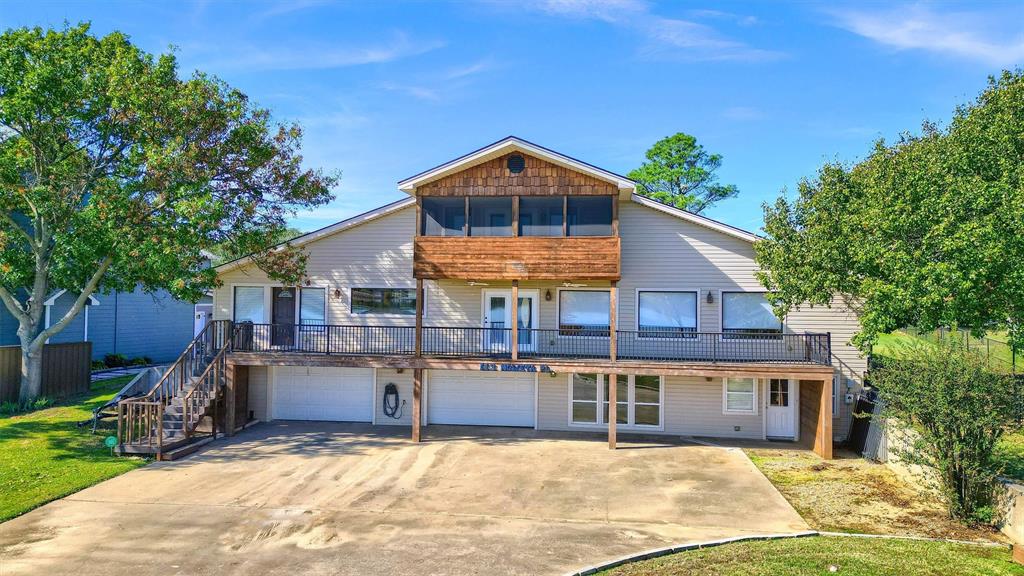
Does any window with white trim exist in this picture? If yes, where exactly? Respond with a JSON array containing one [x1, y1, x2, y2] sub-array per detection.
[[723, 377, 757, 414], [571, 373, 599, 424], [233, 286, 265, 323], [721, 292, 783, 339], [559, 290, 610, 336], [299, 287, 326, 331], [638, 290, 697, 338], [351, 288, 417, 315], [572, 373, 662, 427]]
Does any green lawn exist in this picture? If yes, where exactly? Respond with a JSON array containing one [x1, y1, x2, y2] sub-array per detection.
[[599, 535, 1024, 576], [998, 431, 1024, 482], [0, 376, 147, 522]]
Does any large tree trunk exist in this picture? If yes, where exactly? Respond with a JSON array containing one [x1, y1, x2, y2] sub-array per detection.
[[19, 341, 44, 403]]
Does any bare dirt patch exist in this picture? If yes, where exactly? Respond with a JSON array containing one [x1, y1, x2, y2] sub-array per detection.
[[744, 447, 1006, 543]]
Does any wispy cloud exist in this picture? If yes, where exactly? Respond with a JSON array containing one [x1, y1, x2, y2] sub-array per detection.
[[376, 58, 495, 102], [524, 0, 781, 61], [185, 31, 446, 72], [829, 4, 1024, 66]]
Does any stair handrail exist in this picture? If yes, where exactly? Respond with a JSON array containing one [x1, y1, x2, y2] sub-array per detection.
[[179, 324, 238, 439], [139, 319, 232, 402]]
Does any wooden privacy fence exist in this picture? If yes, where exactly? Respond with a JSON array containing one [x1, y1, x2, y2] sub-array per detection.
[[0, 342, 92, 403]]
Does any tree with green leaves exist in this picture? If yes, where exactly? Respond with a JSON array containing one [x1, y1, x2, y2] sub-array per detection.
[[871, 337, 1019, 522], [755, 71, 1024, 351], [0, 24, 335, 401], [628, 132, 739, 214]]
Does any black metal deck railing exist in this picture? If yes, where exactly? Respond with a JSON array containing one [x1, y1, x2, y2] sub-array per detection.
[[230, 323, 831, 365]]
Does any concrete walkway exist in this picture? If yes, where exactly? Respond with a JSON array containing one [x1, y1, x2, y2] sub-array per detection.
[[0, 422, 808, 575]]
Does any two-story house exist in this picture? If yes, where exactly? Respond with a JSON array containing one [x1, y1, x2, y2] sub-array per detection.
[[118, 137, 864, 460]]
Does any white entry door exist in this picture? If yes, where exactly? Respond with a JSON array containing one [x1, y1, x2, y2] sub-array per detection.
[[481, 289, 539, 353], [766, 378, 796, 439], [428, 370, 535, 427], [272, 366, 373, 422]]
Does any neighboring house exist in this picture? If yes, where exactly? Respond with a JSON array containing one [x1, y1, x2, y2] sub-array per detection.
[[125, 136, 866, 458], [0, 286, 212, 364]]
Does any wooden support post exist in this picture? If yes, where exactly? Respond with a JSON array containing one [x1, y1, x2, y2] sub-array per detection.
[[511, 280, 519, 361], [817, 377, 833, 459], [412, 368, 422, 442], [415, 278, 424, 357], [609, 281, 617, 362], [225, 363, 236, 437], [512, 196, 520, 237], [608, 374, 617, 450]]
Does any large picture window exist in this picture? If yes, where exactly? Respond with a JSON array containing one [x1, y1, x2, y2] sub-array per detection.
[[721, 292, 783, 338], [421, 197, 466, 236], [637, 290, 697, 338], [299, 288, 326, 329], [571, 373, 662, 428], [558, 290, 610, 336], [233, 286, 265, 323], [723, 377, 757, 414], [351, 288, 417, 315], [566, 196, 613, 236], [519, 196, 564, 236], [468, 197, 513, 237]]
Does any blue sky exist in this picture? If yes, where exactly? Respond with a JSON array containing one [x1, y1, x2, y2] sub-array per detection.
[[3, 1, 1022, 233]]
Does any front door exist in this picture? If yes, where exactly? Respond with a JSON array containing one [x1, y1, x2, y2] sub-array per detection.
[[482, 290, 539, 354], [766, 378, 796, 439], [272, 287, 296, 347]]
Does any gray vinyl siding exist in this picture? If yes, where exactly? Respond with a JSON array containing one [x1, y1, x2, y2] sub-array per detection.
[[375, 368, 415, 426], [46, 291, 88, 344], [98, 289, 194, 362], [214, 206, 417, 326]]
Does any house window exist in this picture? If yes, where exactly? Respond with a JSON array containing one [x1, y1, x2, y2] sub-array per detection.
[[566, 196, 613, 236], [637, 290, 697, 337], [519, 196, 564, 236], [721, 292, 783, 338], [573, 373, 662, 427], [559, 290, 610, 336], [351, 288, 417, 315], [469, 197, 513, 237], [299, 288, 326, 328], [633, 375, 661, 426], [723, 377, 757, 414], [233, 286, 265, 323], [421, 197, 466, 236], [769, 378, 789, 407], [571, 373, 599, 424]]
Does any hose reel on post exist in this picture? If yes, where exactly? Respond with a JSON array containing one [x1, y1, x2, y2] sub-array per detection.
[[383, 382, 404, 419]]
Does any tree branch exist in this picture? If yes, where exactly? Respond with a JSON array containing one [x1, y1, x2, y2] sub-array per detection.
[[0, 285, 29, 325], [32, 256, 112, 349]]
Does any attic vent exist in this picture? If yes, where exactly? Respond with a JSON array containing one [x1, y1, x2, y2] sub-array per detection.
[[507, 154, 526, 174]]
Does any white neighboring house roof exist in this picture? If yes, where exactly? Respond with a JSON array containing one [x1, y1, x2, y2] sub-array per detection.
[[397, 136, 637, 194], [215, 196, 416, 274], [43, 289, 100, 306], [629, 193, 760, 243]]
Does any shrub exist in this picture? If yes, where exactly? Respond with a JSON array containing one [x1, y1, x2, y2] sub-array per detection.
[[0, 396, 54, 415], [103, 353, 128, 368], [872, 336, 1022, 523], [128, 356, 152, 366], [91, 360, 106, 371], [0, 401, 18, 415]]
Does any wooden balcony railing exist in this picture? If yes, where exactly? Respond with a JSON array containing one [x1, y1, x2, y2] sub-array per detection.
[[231, 323, 832, 365]]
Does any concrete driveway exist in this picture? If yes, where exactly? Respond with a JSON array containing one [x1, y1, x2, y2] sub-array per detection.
[[0, 422, 807, 576]]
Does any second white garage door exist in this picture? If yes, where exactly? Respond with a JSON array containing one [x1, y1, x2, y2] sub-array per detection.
[[272, 366, 373, 422], [428, 370, 535, 427]]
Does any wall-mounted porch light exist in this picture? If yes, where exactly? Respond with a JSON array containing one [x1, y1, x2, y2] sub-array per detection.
[[706, 290, 714, 305]]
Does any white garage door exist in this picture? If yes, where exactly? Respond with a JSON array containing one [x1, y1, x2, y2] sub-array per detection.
[[428, 370, 535, 427], [272, 366, 373, 422]]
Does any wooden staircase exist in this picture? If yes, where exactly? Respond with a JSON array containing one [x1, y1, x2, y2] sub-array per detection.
[[117, 320, 234, 460]]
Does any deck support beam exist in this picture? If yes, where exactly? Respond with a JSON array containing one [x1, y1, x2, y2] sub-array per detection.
[[817, 376, 833, 459], [225, 363, 237, 437], [609, 281, 617, 362], [412, 368, 422, 442], [511, 280, 519, 361], [415, 278, 424, 357]]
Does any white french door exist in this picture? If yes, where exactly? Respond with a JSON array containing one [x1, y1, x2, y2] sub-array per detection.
[[482, 289, 539, 353]]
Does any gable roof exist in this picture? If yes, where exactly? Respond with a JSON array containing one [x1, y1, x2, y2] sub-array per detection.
[[397, 136, 636, 193], [215, 196, 415, 273], [43, 289, 100, 306], [629, 193, 760, 243]]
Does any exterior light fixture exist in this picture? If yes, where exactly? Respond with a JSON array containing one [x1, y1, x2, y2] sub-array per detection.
[[545, 289, 552, 301], [706, 290, 714, 304], [333, 289, 342, 300]]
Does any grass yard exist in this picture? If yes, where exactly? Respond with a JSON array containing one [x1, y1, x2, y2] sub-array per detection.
[[598, 535, 1023, 576], [745, 447, 1003, 542], [0, 376, 147, 522], [998, 431, 1024, 482]]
